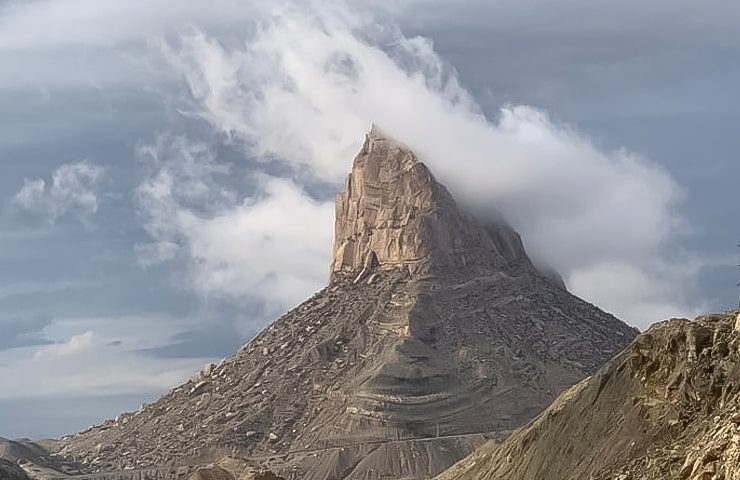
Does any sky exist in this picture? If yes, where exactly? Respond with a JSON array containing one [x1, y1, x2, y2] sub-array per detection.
[[0, 0, 738, 438]]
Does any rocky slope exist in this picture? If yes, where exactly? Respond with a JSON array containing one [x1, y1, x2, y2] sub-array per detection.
[[437, 310, 740, 480], [186, 457, 283, 480], [0, 438, 73, 480], [0, 438, 53, 468], [0, 458, 30, 480], [50, 127, 636, 480]]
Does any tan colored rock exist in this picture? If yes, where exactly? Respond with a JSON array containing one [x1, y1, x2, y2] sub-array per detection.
[[202, 363, 215, 378], [331, 125, 525, 279], [436, 311, 740, 480], [187, 457, 284, 480], [53, 126, 635, 480]]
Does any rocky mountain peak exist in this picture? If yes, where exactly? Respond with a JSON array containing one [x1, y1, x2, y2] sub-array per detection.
[[331, 125, 526, 280], [49, 127, 637, 480]]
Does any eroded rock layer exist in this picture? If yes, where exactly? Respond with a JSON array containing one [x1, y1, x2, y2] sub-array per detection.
[[437, 311, 740, 480], [52, 127, 636, 480], [331, 126, 525, 279]]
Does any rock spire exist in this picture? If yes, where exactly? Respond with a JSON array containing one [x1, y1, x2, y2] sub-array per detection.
[[332, 125, 525, 280]]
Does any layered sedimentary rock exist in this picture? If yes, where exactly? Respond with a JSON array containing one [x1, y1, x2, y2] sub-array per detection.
[[437, 311, 740, 480], [331, 126, 525, 279], [51, 127, 636, 480]]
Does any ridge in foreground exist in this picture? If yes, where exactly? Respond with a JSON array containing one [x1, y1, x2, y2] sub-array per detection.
[[437, 310, 740, 480]]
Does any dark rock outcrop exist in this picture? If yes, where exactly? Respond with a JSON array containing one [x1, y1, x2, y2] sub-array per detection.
[[0, 458, 30, 480]]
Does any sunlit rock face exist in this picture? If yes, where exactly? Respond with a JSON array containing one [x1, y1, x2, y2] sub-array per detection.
[[53, 127, 636, 480], [331, 125, 526, 280], [436, 310, 740, 480]]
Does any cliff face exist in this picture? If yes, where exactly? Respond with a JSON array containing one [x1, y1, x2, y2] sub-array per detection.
[[437, 311, 740, 480], [52, 127, 636, 480], [331, 126, 526, 279]]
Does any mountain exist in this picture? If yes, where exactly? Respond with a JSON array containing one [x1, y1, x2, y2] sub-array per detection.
[[437, 310, 740, 480], [0, 459, 30, 480], [0, 438, 66, 480], [50, 126, 636, 480], [0, 438, 52, 467]]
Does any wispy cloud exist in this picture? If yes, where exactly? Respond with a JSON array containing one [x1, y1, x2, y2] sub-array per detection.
[[13, 161, 105, 225], [0, 315, 215, 400], [154, 2, 695, 327], [0, 0, 735, 438], [134, 134, 333, 313], [0, 0, 260, 50], [0, 0, 723, 328], [33, 331, 94, 359]]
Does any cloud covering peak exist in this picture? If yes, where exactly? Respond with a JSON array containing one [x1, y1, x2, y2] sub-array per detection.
[[152, 1, 692, 326]]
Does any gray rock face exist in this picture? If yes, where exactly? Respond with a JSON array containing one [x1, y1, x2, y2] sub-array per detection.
[[54, 127, 636, 480], [0, 438, 48, 466], [0, 459, 30, 480]]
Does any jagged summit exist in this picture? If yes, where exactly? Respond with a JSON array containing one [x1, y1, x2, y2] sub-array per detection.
[[52, 128, 637, 480], [332, 125, 526, 280]]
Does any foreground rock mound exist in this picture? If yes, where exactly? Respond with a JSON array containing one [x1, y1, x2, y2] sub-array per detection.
[[186, 457, 284, 480], [52, 127, 636, 480], [0, 459, 30, 480], [437, 310, 740, 480]]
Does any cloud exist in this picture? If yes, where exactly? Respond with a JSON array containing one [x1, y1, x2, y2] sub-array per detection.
[[0, 0, 734, 438], [133, 134, 236, 253], [34, 331, 94, 359], [0, 0, 705, 329], [569, 259, 707, 325], [13, 161, 105, 224], [0, 0, 260, 50], [148, 2, 695, 328], [135, 135, 333, 313], [137, 323, 247, 359], [0, 315, 215, 400], [0, 316, 54, 351]]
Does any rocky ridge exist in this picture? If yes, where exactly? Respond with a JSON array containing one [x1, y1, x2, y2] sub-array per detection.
[[48, 127, 637, 480], [0, 458, 30, 480], [437, 310, 740, 480]]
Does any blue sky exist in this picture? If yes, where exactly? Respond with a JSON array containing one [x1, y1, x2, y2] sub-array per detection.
[[0, 0, 738, 438]]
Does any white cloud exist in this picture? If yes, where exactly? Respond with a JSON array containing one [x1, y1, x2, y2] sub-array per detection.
[[2, 0, 703, 328], [150, 2, 696, 328], [569, 260, 706, 325], [135, 135, 333, 313], [181, 177, 334, 308], [33, 331, 94, 359], [13, 161, 105, 224], [0, 316, 214, 400]]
